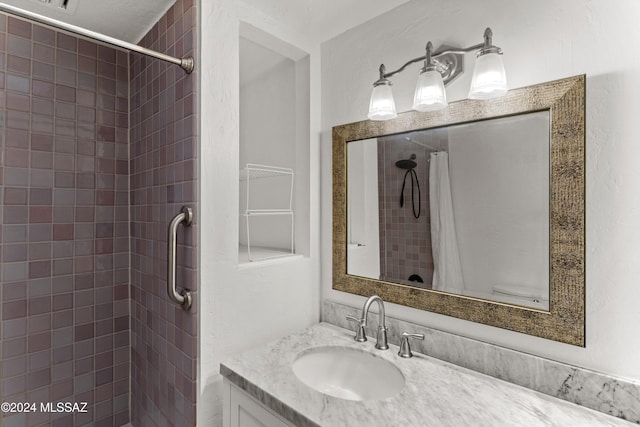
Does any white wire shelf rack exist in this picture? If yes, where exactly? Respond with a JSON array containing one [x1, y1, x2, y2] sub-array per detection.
[[240, 163, 294, 262]]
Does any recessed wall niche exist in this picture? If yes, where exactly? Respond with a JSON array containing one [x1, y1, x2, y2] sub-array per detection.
[[238, 24, 310, 263]]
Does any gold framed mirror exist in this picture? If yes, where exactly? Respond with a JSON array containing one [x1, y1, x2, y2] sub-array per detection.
[[332, 75, 585, 346]]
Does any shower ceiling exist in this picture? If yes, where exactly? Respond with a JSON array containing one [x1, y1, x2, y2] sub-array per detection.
[[0, 0, 175, 42]]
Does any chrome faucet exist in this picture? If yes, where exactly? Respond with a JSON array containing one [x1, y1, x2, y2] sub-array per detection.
[[346, 295, 389, 350]]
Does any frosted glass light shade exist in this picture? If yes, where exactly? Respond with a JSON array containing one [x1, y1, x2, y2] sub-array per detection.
[[368, 82, 397, 120], [412, 69, 448, 112], [468, 52, 508, 100]]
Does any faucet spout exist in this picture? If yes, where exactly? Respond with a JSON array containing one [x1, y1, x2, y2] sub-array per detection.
[[362, 295, 389, 350]]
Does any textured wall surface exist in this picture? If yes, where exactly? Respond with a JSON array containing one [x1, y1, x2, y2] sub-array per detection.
[[0, 14, 130, 427], [321, 0, 640, 381], [198, 1, 322, 424], [129, 0, 198, 425]]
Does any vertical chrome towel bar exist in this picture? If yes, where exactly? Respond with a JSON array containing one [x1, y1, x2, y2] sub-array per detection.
[[168, 206, 193, 310]]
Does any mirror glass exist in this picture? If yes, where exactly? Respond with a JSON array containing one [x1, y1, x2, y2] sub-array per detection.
[[333, 75, 585, 345], [346, 112, 550, 310]]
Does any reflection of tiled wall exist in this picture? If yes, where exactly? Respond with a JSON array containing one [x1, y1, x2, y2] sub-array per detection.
[[378, 137, 433, 289], [129, 0, 198, 425], [0, 14, 130, 427]]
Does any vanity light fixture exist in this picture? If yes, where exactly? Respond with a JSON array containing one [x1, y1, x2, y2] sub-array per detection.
[[412, 41, 448, 112], [367, 27, 508, 120]]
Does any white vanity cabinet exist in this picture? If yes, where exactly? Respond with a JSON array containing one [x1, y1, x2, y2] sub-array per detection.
[[223, 380, 294, 427]]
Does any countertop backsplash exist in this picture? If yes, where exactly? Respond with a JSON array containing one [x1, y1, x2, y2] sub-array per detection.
[[322, 300, 640, 424]]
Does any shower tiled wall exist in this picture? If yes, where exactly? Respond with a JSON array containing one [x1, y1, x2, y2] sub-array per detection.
[[129, 0, 198, 425], [378, 137, 433, 288], [0, 14, 130, 427]]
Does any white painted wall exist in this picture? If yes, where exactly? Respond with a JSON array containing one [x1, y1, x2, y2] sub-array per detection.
[[198, 1, 321, 425], [321, 0, 640, 382], [239, 39, 297, 170], [198, 0, 417, 424], [239, 37, 298, 251]]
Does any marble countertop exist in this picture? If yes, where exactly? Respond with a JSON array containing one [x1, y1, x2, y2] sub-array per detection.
[[220, 323, 635, 427]]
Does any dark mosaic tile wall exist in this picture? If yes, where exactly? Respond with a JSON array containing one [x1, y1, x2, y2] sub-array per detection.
[[129, 0, 198, 425], [0, 14, 130, 427], [378, 137, 433, 289]]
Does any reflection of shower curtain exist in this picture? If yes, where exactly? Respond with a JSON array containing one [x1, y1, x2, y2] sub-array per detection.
[[429, 152, 465, 293]]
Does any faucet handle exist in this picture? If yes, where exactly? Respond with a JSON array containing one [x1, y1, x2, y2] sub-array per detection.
[[346, 316, 367, 342], [398, 332, 425, 358]]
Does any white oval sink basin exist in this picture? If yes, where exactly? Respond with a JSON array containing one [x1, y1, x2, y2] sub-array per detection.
[[292, 346, 405, 401]]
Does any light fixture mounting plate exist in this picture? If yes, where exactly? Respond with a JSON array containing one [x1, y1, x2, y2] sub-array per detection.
[[433, 45, 464, 86]]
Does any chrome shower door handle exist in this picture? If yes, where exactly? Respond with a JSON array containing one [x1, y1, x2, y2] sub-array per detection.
[[168, 206, 193, 310]]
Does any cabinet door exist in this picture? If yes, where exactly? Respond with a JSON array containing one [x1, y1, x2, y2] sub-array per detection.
[[225, 381, 292, 427]]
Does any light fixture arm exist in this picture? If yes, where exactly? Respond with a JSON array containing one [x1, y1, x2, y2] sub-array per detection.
[[431, 43, 486, 60], [379, 42, 485, 81]]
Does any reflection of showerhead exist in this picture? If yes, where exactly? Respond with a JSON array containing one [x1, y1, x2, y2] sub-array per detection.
[[397, 153, 421, 218], [396, 154, 417, 170]]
